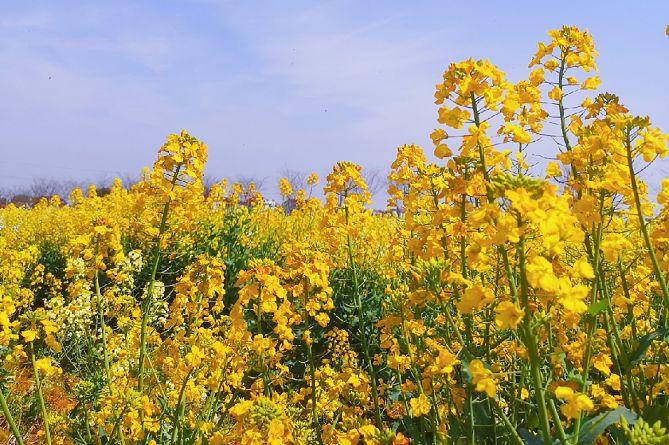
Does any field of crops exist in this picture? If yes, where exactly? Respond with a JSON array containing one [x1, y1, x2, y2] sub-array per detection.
[[1, 26, 668, 444]]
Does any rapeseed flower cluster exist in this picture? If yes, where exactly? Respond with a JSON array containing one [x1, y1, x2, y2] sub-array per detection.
[[0, 26, 668, 445]]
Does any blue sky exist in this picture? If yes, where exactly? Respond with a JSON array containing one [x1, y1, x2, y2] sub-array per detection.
[[1, 0, 668, 197]]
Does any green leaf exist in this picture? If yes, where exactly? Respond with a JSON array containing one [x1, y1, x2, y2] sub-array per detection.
[[518, 428, 563, 445], [472, 399, 496, 441], [518, 428, 545, 445], [587, 299, 608, 315], [577, 407, 638, 445], [608, 426, 632, 445], [629, 327, 669, 364], [643, 404, 669, 429]]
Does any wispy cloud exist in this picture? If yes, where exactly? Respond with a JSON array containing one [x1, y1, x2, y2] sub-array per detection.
[[0, 0, 667, 193]]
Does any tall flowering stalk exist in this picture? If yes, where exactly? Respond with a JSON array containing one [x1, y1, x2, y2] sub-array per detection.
[[137, 130, 208, 394], [323, 162, 384, 428]]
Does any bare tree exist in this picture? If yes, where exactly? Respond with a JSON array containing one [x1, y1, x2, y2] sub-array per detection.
[[116, 173, 141, 190], [0, 186, 12, 207], [29, 178, 73, 199], [202, 174, 224, 196], [362, 167, 387, 198], [386, 179, 410, 215], [0, 174, 146, 208], [279, 169, 308, 191], [93, 176, 119, 197], [235, 176, 266, 192], [234, 175, 267, 206], [0, 186, 12, 201]]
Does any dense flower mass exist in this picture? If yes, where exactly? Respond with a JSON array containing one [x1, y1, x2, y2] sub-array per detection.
[[1, 26, 668, 445]]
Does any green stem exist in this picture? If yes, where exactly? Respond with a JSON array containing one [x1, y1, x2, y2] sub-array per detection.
[[467, 383, 476, 445], [108, 405, 129, 444], [624, 130, 669, 322], [491, 399, 524, 445], [471, 89, 555, 443], [30, 343, 51, 445], [307, 343, 324, 445], [548, 400, 569, 445], [557, 57, 574, 154], [517, 231, 553, 445], [597, 268, 641, 412], [0, 388, 24, 445], [469, 92, 519, 302], [83, 407, 95, 444], [170, 368, 193, 445], [138, 165, 182, 393], [574, 223, 603, 440], [343, 198, 383, 428], [95, 269, 112, 383]]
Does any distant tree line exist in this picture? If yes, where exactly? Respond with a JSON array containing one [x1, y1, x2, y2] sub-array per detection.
[[0, 175, 140, 207], [1, 166, 392, 208]]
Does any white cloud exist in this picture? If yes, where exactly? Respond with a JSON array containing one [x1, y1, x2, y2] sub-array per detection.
[[1, 0, 667, 194]]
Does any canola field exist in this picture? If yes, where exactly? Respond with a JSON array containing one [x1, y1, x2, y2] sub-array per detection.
[[0, 26, 668, 445]]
